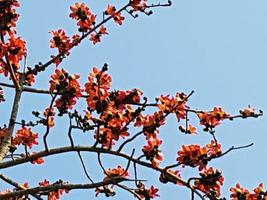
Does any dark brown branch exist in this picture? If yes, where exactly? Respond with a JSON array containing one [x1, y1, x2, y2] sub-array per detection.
[[43, 94, 57, 151], [0, 177, 126, 199], [0, 174, 43, 200]]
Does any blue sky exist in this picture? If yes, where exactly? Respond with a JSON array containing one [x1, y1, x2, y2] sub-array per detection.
[[1, 0, 267, 199]]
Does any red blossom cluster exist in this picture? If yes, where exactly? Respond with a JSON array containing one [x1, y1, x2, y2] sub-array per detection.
[[105, 5, 125, 25], [39, 180, 69, 200], [50, 30, 80, 66], [130, 0, 148, 12], [85, 66, 112, 112], [135, 183, 160, 200], [13, 127, 38, 148], [43, 107, 55, 128], [142, 137, 164, 168], [197, 107, 231, 130], [194, 167, 224, 198], [69, 3, 109, 44], [0, 0, 20, 34], [230, 183, 267, 200], [157, 93, 189, 121], [49, 68, 82, 115], [0, 1, 264, 200], [69, 2, 96, 32], [177, 141, 222, 170], [30, 152, 45, 165], [105, 165, 129, 179], [0, 0, 34, 86]]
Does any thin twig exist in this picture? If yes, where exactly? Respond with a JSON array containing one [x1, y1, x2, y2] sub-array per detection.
[[77, 151, 94, 183]]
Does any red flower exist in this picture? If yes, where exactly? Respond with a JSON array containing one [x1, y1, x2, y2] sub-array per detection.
[[142, 137, 164, 168], [39, 180, 69, 200], [177, 141, 221, 170], [70, 2, 96, 32], [230, 183, 250, 200], [85, 67, 112, 111], [7, 35, 27, 69], [50, 68, 82, 115], [13, 127, 39, 148], [30, 152, 45, 165], [105, 165, 129, 180], [131, 0, 148, 11], [135, 183, 160, 199], [198, 107, 230, 129], [105, 5, 125, 25], [50, 29, 71, 54], [194, 167, 224, 198]]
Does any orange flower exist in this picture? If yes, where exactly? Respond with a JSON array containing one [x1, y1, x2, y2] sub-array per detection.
[[194, 167, 224, 198], [7, 35, 27, 69], [198, 107, 230, 129], [135, 183, 160, 199], [0, 0, 20, 34], [13, 127, 39, 148], [50, 68, 82, 115], [50, 29, 71, 53], [230, 183, 250, 200], [177, 141, 221, 170], [70, 2, 96, 32], [105, 5, 125, 25], [30, 152, 45, 165], [85, 67, 112, 111], [131, 0, 148, 11], [179, 124, 197, 134], [142, 137, 164, 168], [105, 165, 129, 179], [39, 180, 69, 200], [240, 105, 256, 117]]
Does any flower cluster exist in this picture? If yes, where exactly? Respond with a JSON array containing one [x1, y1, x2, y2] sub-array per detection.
[[0, 0, 20, 34], [194, 167, 224, 198], [30, 152, 45, 165], [135, 111, 165, 139], [239, 105, 258, 118], [177, 141, 222, 170], [85, 66, 112, 113], [157, 93, 189, 121], [95, 106, 132, 148], [43, 107, 55, 128], [49, 68, 82, 115], [0, 35, 27, 77], [69, 2, 96, 32], [130, 0, 148, 12], [13, 127, 38, 148], [142, 137, 164, 168], [105, 165, 129, 180], [39, 179, 69, 200], [105, 5, 125, 25], [197, 107, 230, 130], [230, 183, 267, 200], [135, 183, 160, 200]]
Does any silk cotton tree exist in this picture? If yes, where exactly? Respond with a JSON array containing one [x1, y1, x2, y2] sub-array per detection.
[[0, 0, 265, 200]]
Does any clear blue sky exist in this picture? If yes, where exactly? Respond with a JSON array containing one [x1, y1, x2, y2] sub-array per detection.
[[1, 0, 267, 199]]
